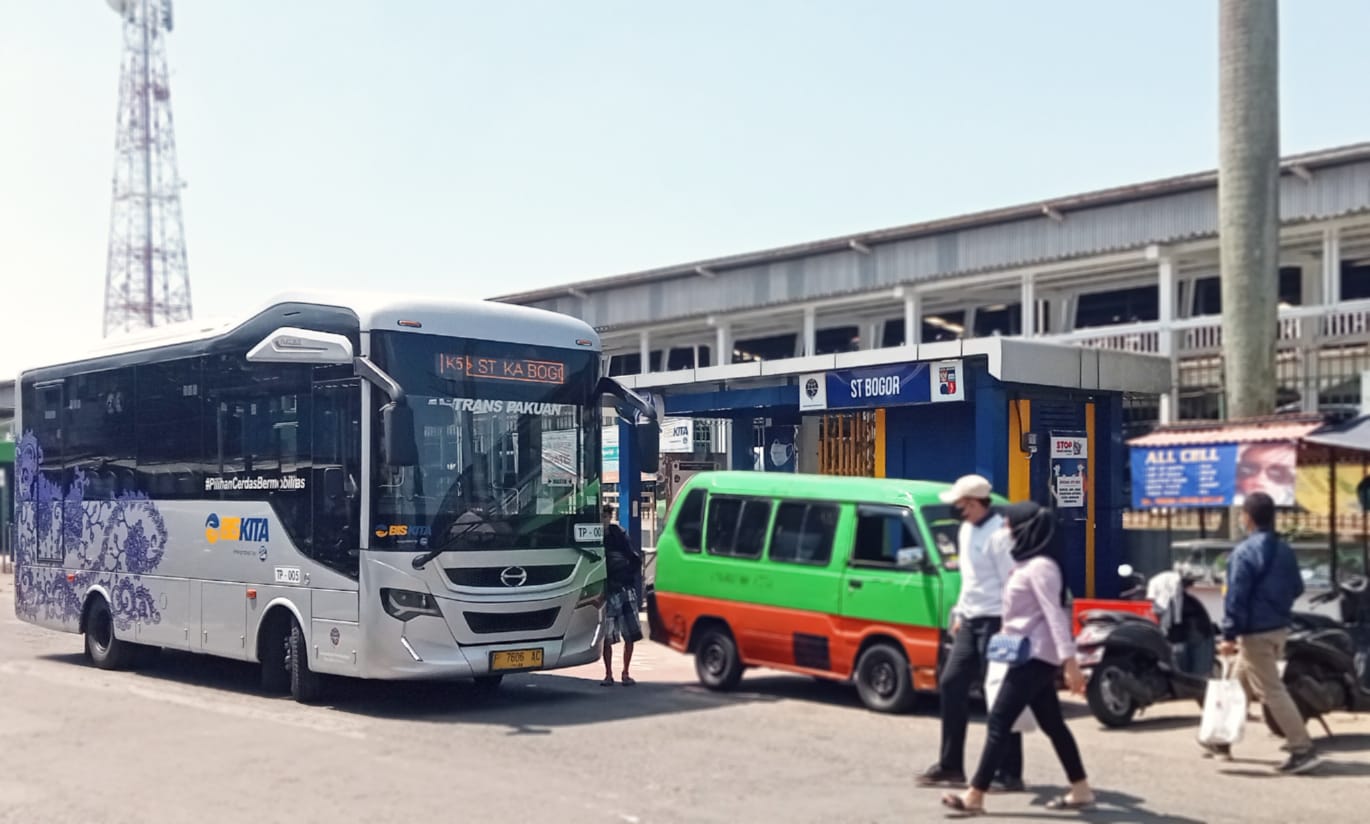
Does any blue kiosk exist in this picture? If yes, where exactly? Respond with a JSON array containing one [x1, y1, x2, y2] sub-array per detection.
[[611, 338, 1168, 599]]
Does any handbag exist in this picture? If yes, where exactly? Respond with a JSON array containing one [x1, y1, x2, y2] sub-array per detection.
[[984, 661, 1038, 733], [985, 632, 1031, 666], [1198, 658, 1247, 747]]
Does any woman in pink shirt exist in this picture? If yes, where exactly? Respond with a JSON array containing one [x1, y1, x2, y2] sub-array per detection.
[[942, 501, 1096, 815]]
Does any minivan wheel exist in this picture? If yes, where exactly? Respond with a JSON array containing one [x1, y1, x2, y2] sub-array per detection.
[[854, 642, 915, 713], [694, 627, 743, 691]]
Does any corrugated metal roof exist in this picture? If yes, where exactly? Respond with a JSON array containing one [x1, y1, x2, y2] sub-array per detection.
[[1127, 416, 1324, 447], [498, 142, 1370, 308]]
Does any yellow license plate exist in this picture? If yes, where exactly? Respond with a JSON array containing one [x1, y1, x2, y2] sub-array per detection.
[[490, 648, 544, 672]]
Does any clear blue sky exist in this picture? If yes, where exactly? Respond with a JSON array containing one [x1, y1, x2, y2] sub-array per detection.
[[3, 1, 1370, 376]]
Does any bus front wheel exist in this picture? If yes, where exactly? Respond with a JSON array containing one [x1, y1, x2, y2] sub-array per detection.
[[288, 618, 324, 704], [84, 596, 136, 671]]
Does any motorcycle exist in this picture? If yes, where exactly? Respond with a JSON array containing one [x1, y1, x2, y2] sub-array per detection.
[[1269, 574, 1370, 738], [1075, 564, 1218, 728]]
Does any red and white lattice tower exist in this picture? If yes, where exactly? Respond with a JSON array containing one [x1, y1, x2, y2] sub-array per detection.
[[102, 0, 192, 337]]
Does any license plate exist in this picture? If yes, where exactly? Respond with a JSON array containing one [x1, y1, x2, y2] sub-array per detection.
[[490, 648, 544, 672]]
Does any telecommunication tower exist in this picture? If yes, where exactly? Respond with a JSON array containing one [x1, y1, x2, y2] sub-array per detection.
[[102, 0, 192, 337]]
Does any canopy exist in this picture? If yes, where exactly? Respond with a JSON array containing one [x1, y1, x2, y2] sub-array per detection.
[[1304, 414, 1370, 453]]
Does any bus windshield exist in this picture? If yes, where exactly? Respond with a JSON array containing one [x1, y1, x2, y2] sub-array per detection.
[[370, 331, 601, 551]]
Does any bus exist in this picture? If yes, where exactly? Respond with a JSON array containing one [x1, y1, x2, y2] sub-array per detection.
[[13, 292, 657, 702], [647, 471, 995, 713]]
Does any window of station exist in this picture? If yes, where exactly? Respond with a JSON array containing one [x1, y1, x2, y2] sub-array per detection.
[[1342, 261, 1370, 301], [921, 311, 966, 343], [972, 303, 1022, 337], [1191, 267, 1304, 315], [733, 333, 796, 363], [1075, 285, 1158, 329], [815, 326, 860, 355]]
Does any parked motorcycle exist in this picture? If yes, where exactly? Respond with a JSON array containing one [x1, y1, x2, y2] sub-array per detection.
[[1076, 565, 1218, 728], [1268, 574, 1370, 738]]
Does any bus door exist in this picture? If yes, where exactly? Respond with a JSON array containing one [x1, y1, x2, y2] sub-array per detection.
[[311, 378, 362, 577], [839, 505, 943, 668]]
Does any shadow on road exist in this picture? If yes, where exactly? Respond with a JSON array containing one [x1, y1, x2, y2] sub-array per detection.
[[38, 649, 781, 734], [943, 787, 1209, 823]]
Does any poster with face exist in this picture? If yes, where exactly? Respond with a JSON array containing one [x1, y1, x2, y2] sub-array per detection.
[[1234, 442, 1297, 507]]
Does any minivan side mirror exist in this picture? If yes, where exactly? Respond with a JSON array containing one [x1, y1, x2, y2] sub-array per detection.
[[896, 546, 926, 570], [381, 401, 418, 467]]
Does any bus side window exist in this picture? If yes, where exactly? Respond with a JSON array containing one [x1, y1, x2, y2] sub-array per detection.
[[673, 489, 705, 552]]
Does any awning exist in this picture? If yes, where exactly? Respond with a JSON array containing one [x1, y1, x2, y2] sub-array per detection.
[[1304, 414, 1370, 453], [1127, 415, 1323, 447]]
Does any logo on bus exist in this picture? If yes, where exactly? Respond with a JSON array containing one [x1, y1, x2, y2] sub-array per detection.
[[205, 513, 270, 544], [374, 524, 430, 539]]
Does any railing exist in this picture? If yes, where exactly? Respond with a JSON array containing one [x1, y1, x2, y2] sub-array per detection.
[[1049, 299, 1370, 357]]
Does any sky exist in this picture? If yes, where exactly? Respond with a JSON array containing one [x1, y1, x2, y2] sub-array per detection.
[[3, 0, 1370, 379]]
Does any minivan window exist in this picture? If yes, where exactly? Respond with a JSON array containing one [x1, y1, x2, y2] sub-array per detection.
[[768, 502, 838, 565], [673, 488, 705, 552], [705, 496, 769, 559], [852, 506, 922, 568]]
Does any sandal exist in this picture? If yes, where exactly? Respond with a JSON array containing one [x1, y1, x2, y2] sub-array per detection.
[[1045, 795, 1095, 811], [940, 794, 984, 816], [621, 674, 637, 686], [600, 677, 614, 687]]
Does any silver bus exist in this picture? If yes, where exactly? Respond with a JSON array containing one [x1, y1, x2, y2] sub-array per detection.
[[13, 292, 657, 702]]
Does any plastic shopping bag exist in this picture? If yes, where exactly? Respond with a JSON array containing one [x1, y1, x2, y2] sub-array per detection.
[[1198, 658, 1247, 747], [983, 661, 1038, 734]]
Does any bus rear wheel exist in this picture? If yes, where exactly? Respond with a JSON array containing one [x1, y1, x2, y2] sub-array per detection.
[[288, 618, 324, 704], [84, 596, 136, 671]]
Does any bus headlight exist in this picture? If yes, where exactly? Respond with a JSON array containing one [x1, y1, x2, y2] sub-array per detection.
[[576, 578, 606, 609], [381, 588, 442, 622]]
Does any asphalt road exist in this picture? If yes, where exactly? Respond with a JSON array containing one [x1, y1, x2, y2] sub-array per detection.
[[1, 582, 1368, 824]]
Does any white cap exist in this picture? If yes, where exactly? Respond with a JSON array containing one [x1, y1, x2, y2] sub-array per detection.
[[938, 474, 992, 503]]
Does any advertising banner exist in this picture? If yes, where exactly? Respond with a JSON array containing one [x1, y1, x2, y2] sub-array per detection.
[[1130, 441, 1297, 509], [1050, 435, 1088, 510]]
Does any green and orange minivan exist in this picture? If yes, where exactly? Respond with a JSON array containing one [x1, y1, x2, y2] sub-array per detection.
[[647, 471, 999, 712]]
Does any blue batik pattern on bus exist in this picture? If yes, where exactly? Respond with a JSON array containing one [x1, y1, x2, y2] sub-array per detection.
[[14, 432, 167, 631]]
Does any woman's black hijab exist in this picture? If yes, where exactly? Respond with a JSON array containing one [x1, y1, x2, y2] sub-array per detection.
[[1002, 500, 1070, 606]]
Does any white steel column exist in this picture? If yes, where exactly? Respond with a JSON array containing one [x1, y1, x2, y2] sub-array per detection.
[[714, 323, 732, 367], [639, 330, 651, 375], [1300, 256, 1323, 414], [903, 292, 921, 346], [1021, 273, 1037, 337], [1156, 256, 1180, 423], [802, 307, 817, 357], [1323, 226, 1342, 306]]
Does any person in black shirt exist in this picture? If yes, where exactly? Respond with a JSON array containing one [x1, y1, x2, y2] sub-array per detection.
[[601, 504, 644, 686]]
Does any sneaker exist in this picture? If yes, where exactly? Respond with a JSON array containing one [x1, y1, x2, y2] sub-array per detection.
[[1277, 750, 1322, 775], [1199, 742, 1232, 760], [989, 776, 1026, 793], [915, 763, 966, 787]]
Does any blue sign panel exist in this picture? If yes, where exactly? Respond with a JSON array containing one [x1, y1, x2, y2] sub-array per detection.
[[1130, 444, 1238, 509], [825, 362, 933, 410]]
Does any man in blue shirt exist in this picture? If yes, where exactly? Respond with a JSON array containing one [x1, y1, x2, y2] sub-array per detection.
[[1206, 491, 1320, 774]]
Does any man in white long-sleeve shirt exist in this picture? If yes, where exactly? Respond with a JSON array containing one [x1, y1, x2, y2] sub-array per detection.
[[916, 474, 1024, 792]]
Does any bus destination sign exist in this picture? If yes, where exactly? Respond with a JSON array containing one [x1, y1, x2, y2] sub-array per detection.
[[435, 353, 567, 385]]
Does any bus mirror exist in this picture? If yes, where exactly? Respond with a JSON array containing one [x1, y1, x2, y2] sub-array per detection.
[[246, 327, 354, 365], [381, 402, 418, 467], [1357, 476, 1370, 513], [636, 421, 660, 475]]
